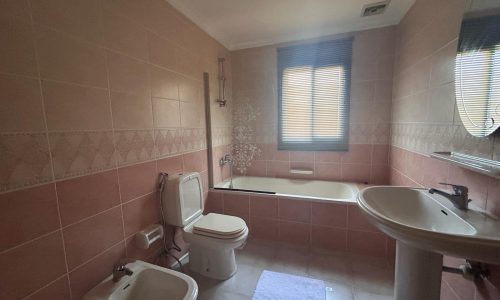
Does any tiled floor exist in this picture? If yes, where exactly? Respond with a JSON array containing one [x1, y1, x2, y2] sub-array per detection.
[[181, 238, 395, 300]]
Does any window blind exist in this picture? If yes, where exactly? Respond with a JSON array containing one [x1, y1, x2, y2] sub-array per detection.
[[277, 38, 353, 151]]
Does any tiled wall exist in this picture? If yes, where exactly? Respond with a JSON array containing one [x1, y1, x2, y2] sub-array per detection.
[[229, 27, 396, 184], [0, 0, 226, 299], [206, 190, 395, 260], [390, 0, 500, 299]]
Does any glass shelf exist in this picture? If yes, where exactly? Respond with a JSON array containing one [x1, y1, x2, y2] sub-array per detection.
[[430, 152, 500, 179]]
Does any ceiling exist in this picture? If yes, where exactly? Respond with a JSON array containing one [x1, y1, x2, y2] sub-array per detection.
[[166, 0, 416, 50]]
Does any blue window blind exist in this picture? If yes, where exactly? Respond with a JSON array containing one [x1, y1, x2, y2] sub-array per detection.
[[277, 38, 353, 151]]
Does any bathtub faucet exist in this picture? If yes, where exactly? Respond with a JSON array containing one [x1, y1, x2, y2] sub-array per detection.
[[219, 154, 233, 166]]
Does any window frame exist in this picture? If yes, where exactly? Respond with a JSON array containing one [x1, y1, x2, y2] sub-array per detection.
[[277, 39, 352, 151]]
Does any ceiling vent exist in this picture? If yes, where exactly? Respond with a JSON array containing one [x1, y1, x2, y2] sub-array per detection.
[[361, 1, 391, 17]]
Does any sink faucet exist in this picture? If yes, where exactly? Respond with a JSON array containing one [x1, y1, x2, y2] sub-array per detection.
[[112, 264, 133, 282], [428, 183, 471, 210]]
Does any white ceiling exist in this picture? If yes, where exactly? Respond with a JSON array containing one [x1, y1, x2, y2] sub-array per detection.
[[166, 0, 416, 50]]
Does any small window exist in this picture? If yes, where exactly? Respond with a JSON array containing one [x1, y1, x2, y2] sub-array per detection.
[[277, 38, 353, 151]]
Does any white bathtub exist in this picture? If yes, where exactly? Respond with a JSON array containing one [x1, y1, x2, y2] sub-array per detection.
[[214, 176, 359, 203]]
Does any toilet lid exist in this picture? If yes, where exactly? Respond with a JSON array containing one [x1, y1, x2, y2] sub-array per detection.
[[193, 213, 246, 238]]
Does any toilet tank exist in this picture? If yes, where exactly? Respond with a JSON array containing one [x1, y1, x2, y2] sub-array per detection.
[[162, 172, 204, 227]]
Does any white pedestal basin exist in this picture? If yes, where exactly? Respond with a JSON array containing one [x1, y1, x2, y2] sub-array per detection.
[[83, 260, 198, 300], [357, 186, 500, 300]]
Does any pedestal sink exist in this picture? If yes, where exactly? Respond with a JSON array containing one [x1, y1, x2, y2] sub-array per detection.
[[357, 186, 500, 300]]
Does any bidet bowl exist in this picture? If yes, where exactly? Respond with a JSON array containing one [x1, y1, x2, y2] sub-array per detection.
[[83, 260, 198, 300]]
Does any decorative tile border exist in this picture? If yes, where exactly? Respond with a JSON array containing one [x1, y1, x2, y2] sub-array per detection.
[[155, 128, 182, 158], [0, 133, 53, 192], [49, 131, 116, 179], [391, 123, 494, 158], [114, 130, 155, 167]]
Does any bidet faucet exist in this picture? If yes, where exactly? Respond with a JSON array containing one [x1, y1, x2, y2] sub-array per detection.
[[428, 183, 471, 210], [112, 264, 133, 282]]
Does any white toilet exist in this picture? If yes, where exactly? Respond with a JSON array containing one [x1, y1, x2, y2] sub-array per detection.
[[162, 172, 248, 280]]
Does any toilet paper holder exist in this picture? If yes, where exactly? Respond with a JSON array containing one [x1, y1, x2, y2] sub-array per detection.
[[135, 224, 164, 249]]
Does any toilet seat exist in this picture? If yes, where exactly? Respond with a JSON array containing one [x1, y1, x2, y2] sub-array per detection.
[[193, 213, 246, 239]]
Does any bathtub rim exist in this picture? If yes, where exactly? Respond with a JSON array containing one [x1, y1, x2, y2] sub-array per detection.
[[213, 176, 367, 204]]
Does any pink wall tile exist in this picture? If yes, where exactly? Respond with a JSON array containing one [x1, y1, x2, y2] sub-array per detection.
[[205, 191, 224, 214], [279, 221, 310, 245], [69, 242, 126, 300], [57, 170, 120, 226], [250, 194, 278, 219], [420, 157, 450, 188], [250, 217, 279, 240], [279, 198, 311, 223], [348, 205, 380, 232], [125, 235, 162, 262], [245, 160, 267, 177], [311, 225, 347, 252], [0, 184, 59, 252], [156, 155, 183, 174], [0, 232, 67, 300], [341, 144, 372, 164], [25, 276, 71, 300], [448, 165, 489, 210], [311, 202, 348, 228], [223, 193, 250, 222], [314, 151, 342, 163], [122, 193, 160, 237], [290, 151, 314, 162], [486, 178, 500, 218], [182, 150, 207, 173], [314, 163, 342, 181], [118, 161, 157, 202], [372, 144, 390, 165], [347, 230, 386, 257], [371, 164, 390, 185], [267, 161, 290, 178], [63, 207, 124, 270], [341, 164, 371, 183]]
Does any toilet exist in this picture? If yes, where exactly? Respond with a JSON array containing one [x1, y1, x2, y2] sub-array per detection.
[[162, 172, 248, 280]]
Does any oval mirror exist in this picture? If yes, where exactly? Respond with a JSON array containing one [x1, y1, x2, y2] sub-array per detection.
[[455, 1, 500, 137]]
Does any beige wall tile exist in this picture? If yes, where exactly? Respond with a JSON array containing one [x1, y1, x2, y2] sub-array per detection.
[[102, 9, 149, 60], [152, 98, 180, 128], [178, 76, 202, 103], [35, 27, 108, 88], [150, 66, 179, 100], [43, 80, 112, 131], [0, 74, 45, 132], [107, 51, 150, 95], [0, 16, 37, 76], [110, 91, 153, 130], [30, 0, 103, 43], [180, 101, 202, 128], [148, 33, 177, 70]]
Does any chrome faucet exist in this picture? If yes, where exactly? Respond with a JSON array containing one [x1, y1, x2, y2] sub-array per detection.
[[428, 183, 471, 210], [219, 154, 232, 166], [112, 264, 133, 282]]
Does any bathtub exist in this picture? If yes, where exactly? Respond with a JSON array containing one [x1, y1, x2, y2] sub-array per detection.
[[214, 176, 359, 203], [210, 177, 392, 258]]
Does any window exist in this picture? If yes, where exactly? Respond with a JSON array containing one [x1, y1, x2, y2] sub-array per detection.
[[278, 38, 353, 151]]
